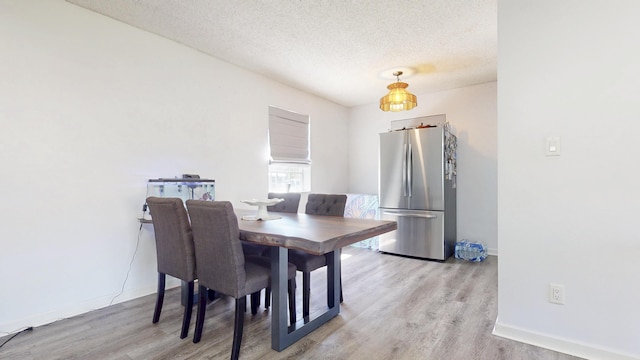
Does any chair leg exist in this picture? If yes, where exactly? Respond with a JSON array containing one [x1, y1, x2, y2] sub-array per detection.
[[302, 271, 311, 318], [152, 273, 166, 323], [180, 280, 194, 339], [250, 292, 260, 315], [288, 279, 296, 324], [207, 289, 217, 302], [192, 285, 208, 344], [232, 297, 246, 360], [265, 287, 271, 308]]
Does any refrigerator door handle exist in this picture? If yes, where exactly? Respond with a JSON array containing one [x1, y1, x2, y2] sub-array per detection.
[[382, 211, 437, 219], [407, 143, 412, 197], [402, 143, 408, 196]]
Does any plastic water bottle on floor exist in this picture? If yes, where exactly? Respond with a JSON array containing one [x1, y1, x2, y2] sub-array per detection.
[[454, 239, 487, 262]]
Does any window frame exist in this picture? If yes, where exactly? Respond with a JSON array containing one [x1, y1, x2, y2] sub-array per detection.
[[268, 106, 311, 193]]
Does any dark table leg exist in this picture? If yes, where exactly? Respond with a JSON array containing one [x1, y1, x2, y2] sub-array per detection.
[[270, 247, 341, 351]]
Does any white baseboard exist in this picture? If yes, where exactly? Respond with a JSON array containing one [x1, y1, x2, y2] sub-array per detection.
[[0, 280, 181, 335], [493, 319, 639, 360], [487, 247, 498, 256]]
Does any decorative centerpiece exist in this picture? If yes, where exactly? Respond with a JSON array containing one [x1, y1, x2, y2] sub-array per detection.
[[240, 198, 284, 220]]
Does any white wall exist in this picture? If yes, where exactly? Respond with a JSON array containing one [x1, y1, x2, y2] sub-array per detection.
[[0, 0, 348, 333], [348, 82, 498, 253], [495, 1, 640, 359]]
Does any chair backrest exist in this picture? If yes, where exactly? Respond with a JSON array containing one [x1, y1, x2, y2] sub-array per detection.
[[305, 194, 347, 217], [146, 197, 196, 281], [186, 200, 247, 298], [267, 192, 301, 213]]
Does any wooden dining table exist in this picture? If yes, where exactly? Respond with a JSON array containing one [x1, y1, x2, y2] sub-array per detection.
[[235, 208, 397, 351]]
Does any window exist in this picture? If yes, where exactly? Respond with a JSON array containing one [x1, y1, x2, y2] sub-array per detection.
[[268, 106, 310, 192]]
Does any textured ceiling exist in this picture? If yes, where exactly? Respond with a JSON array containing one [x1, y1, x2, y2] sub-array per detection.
[[66, 0, 497, 108]]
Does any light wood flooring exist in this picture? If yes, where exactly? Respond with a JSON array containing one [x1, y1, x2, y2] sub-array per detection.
[[1, 247, 583, 360]]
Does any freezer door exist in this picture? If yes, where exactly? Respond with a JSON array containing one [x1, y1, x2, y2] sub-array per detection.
[[379, 131, 409, 209], [408, 127, 445, 211], [378, 209, 446, 260]]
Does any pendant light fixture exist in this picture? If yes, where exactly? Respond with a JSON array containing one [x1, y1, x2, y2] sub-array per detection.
[[379, 71, 417, 112]]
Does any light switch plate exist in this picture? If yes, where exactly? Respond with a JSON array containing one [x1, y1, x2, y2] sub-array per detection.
[[546, 137, 561, 156]]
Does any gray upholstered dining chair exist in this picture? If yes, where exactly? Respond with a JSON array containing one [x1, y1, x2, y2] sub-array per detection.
[[304, 194, 347, 217], [242, 194, 300, 317], [186, 200, 296, 359], [145, 197, 196, 339], [258, 192, 302, 308], [240, 192, 301, 257], [287, 193, 347, 318], [267, 192, 301, 213]]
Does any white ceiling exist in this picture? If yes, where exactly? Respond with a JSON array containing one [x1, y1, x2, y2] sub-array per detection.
[[66, 0, 497, 108]]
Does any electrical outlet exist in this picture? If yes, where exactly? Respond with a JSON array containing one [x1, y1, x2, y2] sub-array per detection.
[[549, 283, 565, 305], [545, 136, 561, 156]]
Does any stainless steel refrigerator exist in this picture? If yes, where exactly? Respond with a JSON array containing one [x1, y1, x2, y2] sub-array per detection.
[[378, 125, 456, 261]]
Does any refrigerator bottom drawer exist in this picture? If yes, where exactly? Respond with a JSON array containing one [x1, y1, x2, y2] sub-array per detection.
[[378, 209, 446, 260]]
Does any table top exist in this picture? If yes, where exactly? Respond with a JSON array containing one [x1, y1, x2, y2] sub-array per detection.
[[236, 209, 397, 255]]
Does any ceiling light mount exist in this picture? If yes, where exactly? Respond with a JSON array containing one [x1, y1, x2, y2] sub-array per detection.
[[380, 70, 417, 112]]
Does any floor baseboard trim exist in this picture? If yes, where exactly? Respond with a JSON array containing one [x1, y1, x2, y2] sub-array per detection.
[[493, 320, 639, 360], [0, 282, 178, 335]]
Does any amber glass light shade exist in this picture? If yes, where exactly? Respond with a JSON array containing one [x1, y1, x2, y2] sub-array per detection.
[[379, 81, 417, 112]]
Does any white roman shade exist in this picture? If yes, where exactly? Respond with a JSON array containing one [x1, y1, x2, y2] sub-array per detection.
[[268, 106, 310, 164]]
